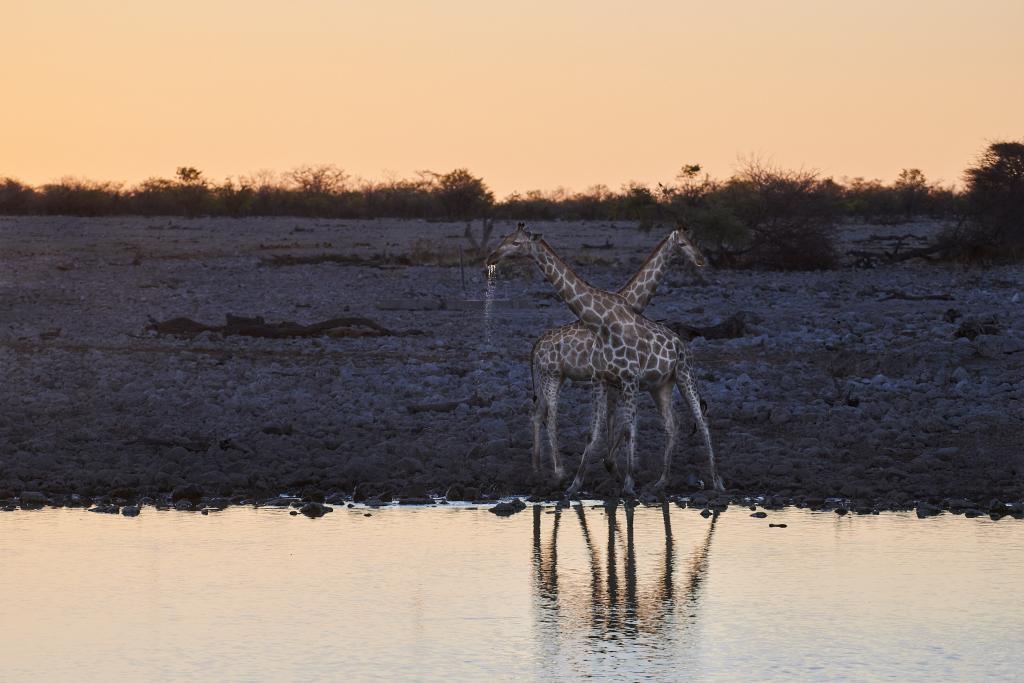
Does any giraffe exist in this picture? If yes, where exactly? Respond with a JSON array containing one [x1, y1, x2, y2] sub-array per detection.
[[529, 227, 706, 483], [486, 224, 724, 497], [532, 502, 719, 641]]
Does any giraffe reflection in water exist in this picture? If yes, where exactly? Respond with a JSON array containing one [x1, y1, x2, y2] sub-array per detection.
[[531, 502, 718, 672]]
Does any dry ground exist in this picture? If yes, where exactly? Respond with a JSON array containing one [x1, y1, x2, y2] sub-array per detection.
[[1, 216, 1021, 508]]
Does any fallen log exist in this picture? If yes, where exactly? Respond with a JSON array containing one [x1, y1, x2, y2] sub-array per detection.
[[148, 317, 213, 336], [879, 290, 953, 302], [669, 312, 748, 341], [847, 242, 946, 265], [147, 314, 413, 338]]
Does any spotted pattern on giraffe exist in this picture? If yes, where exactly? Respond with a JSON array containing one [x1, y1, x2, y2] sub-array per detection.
[[486, 224, 723, 497]]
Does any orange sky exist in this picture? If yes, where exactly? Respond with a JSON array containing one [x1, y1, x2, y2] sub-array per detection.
[[2, 0, 1021, 196]]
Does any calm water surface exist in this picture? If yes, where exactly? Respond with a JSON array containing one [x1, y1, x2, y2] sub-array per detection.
[[1, 505, 1022, 682]]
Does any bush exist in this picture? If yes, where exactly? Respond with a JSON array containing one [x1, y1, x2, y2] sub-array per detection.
[[841, 170, 959, 223], [288, 164, 348, 195], [954, 141, 1024, 259], [0, 161, 965, 250], [433, 169, 494, 219], [38, 178, 124, 215], [362, 175, 441, 219], [495, 190, 560, 221], [617, 182, 662, 230], [130, 177, 196, 215], [698, 160, 839, 270], [0, 178, 35, 213], [841, 177, 899, 222]]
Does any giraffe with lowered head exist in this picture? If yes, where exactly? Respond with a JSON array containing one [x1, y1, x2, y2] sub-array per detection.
[[530, 227, 706, 483], [486, 224, 724, 497]]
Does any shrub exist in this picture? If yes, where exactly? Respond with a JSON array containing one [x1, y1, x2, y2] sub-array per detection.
[[38, 178, 123, 215], [841, 176, 899, 222], [288, 164, 349, 195], [617, 182, 661, 230], [704, 160, 839, 270], [0, 178, 35, 213], [954, 141, 1024, 259], [841, 171, 959, 223], [893, 168, 930, 219], [432, 168, 494, 219], [0, 161, 967, 236], [495, 190, 560, 221], [131, 177, 197, 215], [362, 175, 440, 218]]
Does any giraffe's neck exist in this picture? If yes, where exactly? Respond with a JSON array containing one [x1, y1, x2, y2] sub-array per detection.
[[617, 234, 674, 313], [529, 239, 608, 329]]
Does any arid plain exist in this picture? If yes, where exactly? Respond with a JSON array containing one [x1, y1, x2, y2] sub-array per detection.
[[1, 216, 1021, 513]]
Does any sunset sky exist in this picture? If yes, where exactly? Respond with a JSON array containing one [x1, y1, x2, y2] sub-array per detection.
[[2, 0, 1022, 195]]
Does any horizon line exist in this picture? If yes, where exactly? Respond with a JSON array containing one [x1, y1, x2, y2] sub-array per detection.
[[1, 161, 971, 197]]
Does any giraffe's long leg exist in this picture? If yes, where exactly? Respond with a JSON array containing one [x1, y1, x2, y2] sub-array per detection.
[[603, 386, 622, 479], [651, 382, 678, 492], [620, 382, 639, 498], [679, 371, 723, 492], [542, 375, 565, 481], [565, 381, 608, 498], [530, 378, 547, 474]]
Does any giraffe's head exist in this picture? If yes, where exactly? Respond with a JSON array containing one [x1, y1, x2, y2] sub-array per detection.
[[670, 224, 707, 268], [485, 222, 540, 267]]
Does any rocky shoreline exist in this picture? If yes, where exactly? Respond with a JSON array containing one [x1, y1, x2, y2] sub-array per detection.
[[1, 216, 1022, 510], [5, 488, 1023, 522]]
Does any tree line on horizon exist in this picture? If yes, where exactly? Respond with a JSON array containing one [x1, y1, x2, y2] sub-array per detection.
[[1, 140, 1021, 266], [0, 161, 958, 222]]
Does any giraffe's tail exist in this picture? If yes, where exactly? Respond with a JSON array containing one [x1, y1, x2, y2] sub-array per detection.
[[688, 390, 708, 435], [675, 345, 708, 431], [676, 370, 723, 492]]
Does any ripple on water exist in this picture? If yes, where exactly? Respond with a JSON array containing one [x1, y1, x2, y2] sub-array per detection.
[[0, 506, 1022, 682]]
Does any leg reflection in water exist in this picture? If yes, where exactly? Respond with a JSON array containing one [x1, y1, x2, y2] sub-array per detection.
[[531, 502, 719, 676]]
